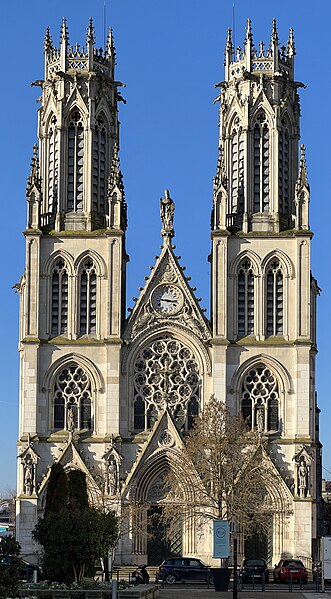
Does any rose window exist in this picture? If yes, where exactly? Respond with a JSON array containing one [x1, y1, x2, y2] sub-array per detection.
[[133, 337, 201, 432], [241, 364, 279, 433]]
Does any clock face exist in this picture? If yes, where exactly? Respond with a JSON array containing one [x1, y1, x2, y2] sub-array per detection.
[[152, 285, 183, 315]]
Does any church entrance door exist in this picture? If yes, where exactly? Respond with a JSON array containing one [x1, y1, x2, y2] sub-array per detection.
[[147, 506, 182, 565], [244, 515, 273, 564]]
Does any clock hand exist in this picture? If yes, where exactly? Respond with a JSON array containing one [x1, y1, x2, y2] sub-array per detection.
[[161, 298, 176, 303]]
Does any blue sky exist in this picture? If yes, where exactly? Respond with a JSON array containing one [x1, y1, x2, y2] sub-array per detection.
[[1, 0, 330, 492]]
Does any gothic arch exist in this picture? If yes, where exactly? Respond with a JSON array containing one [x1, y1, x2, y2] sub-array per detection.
[[261, 249, 295, 278], [230, 354, 293, 397], [64, 89, 89, 122], [124, 326, 211, 378], [74, 249, 107, 278], [42, 352, 104, 393], [42, 249, 75, 277], [250, 91, 275, 126], [229, 249, 262, 277]]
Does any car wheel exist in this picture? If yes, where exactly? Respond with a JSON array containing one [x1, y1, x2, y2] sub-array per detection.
[[165, 573, 177, 585], [208, 574, 214, 586]]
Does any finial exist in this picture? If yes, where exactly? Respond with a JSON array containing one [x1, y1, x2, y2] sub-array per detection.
[[44, 26, 53, 53], [271, 18, 279, 44], [287, 27, 296, 58], [214, 146, 227, 191], [60, 17, 69, 44], [226, 27, 233, 52], [245, 18, 253, 43], [26, 144, 41, 195], [106, 26, 116, 58], [298, 144, 309, 187], [86, 17, 95, 45], [108, 143, 124, 193], [160, 189, 175, 241]]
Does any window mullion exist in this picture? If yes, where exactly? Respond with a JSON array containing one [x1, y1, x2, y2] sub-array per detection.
[[259, 126, 263, 212], [74, 125, 77, 211]]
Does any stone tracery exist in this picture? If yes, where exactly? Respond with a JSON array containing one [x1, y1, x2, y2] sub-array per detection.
[[133, 337, 200, 431]]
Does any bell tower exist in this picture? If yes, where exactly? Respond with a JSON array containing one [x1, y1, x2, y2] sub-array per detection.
[[17, 19, 128, 556], [211, 19, 321, 561]]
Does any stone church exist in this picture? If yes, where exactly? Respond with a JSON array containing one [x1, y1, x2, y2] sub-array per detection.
[[16, 17, 322, 567]]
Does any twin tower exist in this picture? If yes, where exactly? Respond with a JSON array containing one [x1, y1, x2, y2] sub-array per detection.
[[17, 18, 321, 566]]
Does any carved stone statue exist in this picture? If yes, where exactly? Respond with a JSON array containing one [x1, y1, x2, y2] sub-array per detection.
[[298, 458, 308, 498], [24, 457, 34, 495], [160, 189, 175, 234], [256, 406, 265, 433], [105, 455, 119, 496], [66, 402, 76, 432]]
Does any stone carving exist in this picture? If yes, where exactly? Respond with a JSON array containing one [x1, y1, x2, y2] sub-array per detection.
[[298, 458, 308, 498], [66, 402, 76, 432], [102, 439, 123, 496], [160, 189, 175, 235], [292, 446, 313, 499], [158, 430, 174, 447], [256, 406, 265, 433], [19, 436, 39, 496]]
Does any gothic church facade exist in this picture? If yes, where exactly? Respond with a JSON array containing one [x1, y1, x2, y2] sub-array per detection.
[[16, 18, 322, 566]]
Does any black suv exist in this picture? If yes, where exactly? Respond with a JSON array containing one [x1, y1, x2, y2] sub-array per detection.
[[240, 558, 269, 584], [156, 557, 213, 585]]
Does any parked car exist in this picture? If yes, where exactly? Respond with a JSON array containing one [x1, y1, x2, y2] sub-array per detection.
[[0, 554, 43, 582], [239, 558, 269, 583], [273, 559, 307, 583], [156, 557, 213, 585]]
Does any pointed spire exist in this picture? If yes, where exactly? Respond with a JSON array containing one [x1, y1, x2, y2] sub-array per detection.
[[26, 144, 41, 195], [214, 146, 227, 191], [109, 143, 124, 193], [60, 17, 69, 44], [271, 18, 279, 44], [86, 17, 95, 45], [226, 27, 233, 54], [245, 18, 253, 43], [297, 145, 309, 189], [44, 26, 53, 53], [224, 27, 233, 78], [106, 26, 116, 58], [287, 27, 296, 58]]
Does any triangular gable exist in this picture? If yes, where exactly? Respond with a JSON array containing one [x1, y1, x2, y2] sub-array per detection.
[[38, 436, 102, 506], [123, 243, 210, 343], [121, 408, 185, 499]]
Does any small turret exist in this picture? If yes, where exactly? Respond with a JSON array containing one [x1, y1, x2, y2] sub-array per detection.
[[26, 145, 42, 229], [294, 145, 310, 230]]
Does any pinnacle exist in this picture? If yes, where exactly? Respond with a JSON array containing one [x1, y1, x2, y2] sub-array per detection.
[[60, 17, 69, 44], [271, 18, 279, 44], [44, 26, 53, 52], [245, 18, 253, 43], [86, 17, 95, 45]]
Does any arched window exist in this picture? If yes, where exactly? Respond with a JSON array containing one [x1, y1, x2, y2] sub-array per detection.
[[48, 115, 58, 213], [53, 363, 92, 431], [67, 110, 84, 212], [279, 121, 290, 213], [92, 116, 106, 215], [133, 337, 201, 432], [266, 259, 283, 336], [51, 259, 68, 336], [253, 112, 270, 212], [230, 119, 244, 214], [241, 365, 279, 433], [237, 259, 254, 336], [79, 259, 97, 335]]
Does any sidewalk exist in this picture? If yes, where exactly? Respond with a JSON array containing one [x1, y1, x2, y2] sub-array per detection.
[[158, 590, 330, 599]]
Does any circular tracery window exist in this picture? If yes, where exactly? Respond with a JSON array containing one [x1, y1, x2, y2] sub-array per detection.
[[133, 337, 201, 432]]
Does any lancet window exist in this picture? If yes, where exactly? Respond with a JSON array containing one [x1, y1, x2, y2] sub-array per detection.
[[47, 115, 58, 213], [230, 120, 244, 213], [278, 122, 290, 213], [53, 363, 92, 431], [133, 337, 201, 432], [67, 111, 84, 212], [51, 259, 68, 336], [266, 259, 283, 336], [253, 112, 270, 212], [79, 258, 97, 335], [241, 365, 279, 433], [92, 116, 107, 214], [237, 259, 254, 336]]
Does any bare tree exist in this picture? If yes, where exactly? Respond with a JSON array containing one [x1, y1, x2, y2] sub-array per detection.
[[163, 395, 273, 540]]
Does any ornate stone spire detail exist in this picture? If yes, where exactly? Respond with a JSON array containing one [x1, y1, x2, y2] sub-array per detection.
[[60, 17, 69, 44], [44, 27, 53, 53], [160, 190, 175, 241], [245, 18, 253, 44], [109, 143, 124, 193], [86, 17, 95, 45], [107, 144, 127, 230], [106, 26, 116, 60], [271, 18, 279, 45], [214, 146, 227, 192], [287, 27, 296, 58], [297, 145, 309, 189], [26, 145, 41, 196]]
